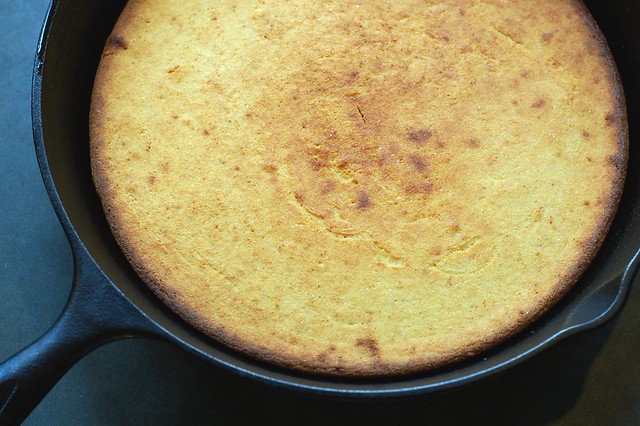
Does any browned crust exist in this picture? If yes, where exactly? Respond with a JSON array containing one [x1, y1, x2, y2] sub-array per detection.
[[90, 0, 629, 377], [533, 0, 629, 316]]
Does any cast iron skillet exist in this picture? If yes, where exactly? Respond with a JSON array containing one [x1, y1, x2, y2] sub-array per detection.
[[1, 0, 640, 423]]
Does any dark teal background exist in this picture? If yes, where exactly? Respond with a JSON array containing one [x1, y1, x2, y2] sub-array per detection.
[[1, 2, 639, 424]]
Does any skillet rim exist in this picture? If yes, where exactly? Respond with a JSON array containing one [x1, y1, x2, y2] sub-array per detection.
[[30, 0, 639, 397]]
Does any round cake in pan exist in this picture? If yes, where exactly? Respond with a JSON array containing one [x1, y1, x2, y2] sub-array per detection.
[[90, 0, 627, 376]]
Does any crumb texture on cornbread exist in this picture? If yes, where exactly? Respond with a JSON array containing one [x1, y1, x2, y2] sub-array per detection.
[[90, 0, 627, 376]]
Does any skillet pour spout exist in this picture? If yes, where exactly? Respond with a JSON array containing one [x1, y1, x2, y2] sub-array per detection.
[[2, 0, 640, 424]]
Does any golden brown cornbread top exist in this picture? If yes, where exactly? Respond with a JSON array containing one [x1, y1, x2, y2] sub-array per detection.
[[91, 0, 627, 376]]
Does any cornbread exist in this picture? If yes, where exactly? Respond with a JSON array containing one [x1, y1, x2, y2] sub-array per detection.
[[90, 0, 628, 376]]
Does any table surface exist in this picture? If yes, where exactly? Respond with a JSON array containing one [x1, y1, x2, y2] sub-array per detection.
[[1, 2, 639, 425]]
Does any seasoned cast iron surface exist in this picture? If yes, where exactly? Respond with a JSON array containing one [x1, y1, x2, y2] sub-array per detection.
[[1, 0, 639, 423]]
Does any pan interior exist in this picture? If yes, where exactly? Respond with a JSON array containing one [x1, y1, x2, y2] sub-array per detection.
[[35, 0, 640, 392]]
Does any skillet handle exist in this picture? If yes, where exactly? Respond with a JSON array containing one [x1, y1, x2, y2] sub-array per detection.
[[0, 253, 161, 425]]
